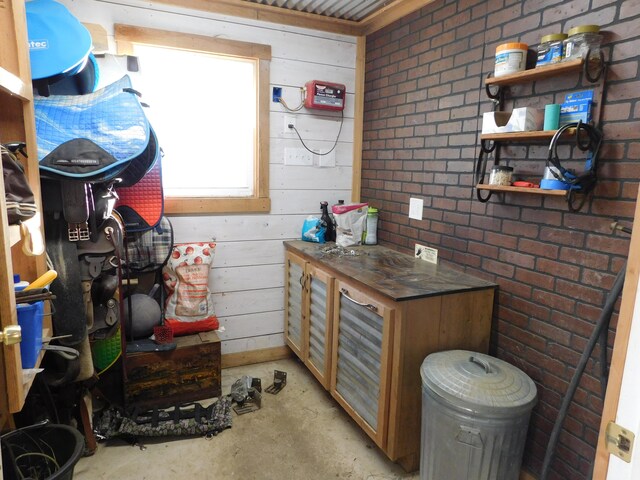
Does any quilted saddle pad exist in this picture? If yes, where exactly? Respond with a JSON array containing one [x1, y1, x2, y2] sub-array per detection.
[[115, 156, 163, 232], [35, 75, 152, 182]]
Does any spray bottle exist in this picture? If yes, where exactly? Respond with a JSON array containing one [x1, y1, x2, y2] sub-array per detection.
[[320, 201, 335, 242]]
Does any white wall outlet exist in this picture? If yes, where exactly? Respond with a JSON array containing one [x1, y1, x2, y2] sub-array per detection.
[[415, 244, 438, 264], [284, 147, 313, 166], [283, 115, 296, 135], [409, 197, 423, 220], [316, 149, 336, 167]]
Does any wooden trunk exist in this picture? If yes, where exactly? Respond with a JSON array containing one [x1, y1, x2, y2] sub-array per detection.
[[124, 331, 221, 409]]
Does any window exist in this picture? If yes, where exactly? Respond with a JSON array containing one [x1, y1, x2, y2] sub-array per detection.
[[115, 25, 271, 214]]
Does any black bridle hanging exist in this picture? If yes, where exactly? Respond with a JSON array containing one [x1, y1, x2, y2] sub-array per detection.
[[546, 121, 603, 211]]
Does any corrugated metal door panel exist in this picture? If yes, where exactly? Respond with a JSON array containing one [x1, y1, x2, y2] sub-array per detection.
[[307, 276, 327, 372], [286, 258, 304, 352], [335, 289, 384, 431]]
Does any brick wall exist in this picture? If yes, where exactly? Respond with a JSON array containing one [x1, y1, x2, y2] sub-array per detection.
[[362, 0, 638, 478]]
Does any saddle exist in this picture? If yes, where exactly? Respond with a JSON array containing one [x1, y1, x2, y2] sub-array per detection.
[[36, 75, 159, 241]]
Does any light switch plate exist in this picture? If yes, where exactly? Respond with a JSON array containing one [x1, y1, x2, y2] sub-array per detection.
[[284, 147, 313, 166], [409, 198, 423, 220], [316, 149, 336, 167]]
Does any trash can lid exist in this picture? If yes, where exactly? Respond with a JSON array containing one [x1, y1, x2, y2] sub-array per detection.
[[420, 350, 537, 415]]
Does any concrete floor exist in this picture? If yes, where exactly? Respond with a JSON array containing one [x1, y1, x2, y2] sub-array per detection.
[[74, 358, 420, 480]]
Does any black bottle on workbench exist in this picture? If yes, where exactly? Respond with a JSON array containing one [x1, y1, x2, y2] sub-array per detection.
[[320, 201, 335, 242]]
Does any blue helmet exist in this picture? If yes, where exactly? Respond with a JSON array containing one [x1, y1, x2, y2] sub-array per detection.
[[26, 0, 92, 81]]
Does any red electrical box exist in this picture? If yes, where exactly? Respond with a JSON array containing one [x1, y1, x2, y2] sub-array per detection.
[[304, 80, 346, 111]]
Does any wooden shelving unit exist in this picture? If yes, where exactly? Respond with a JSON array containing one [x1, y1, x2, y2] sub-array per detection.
[[480, 128, 576, 142], [478, 53, 606, 208], [9, 225, 21, 247], [485, 58, 584, 86], [476, 184, 568, 196], [0, 66, 32, 101], [1, 0, 48, 425]]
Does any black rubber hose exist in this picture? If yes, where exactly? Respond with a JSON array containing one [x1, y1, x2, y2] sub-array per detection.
[[540, 261, 627, 480], [598, 317, 610, 398]]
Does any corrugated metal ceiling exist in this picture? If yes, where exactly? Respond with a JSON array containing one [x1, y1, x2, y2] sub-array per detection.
[[242, 0, 391, 21]]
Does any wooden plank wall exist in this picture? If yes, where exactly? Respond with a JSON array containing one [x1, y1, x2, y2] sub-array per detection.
[[60, 0, 357, 355]]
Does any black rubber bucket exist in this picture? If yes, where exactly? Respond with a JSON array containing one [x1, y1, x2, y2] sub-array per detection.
[[1, 423, 84, 480]]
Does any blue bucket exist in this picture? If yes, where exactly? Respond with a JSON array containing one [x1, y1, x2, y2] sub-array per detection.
[[16, 301, 44, 369]]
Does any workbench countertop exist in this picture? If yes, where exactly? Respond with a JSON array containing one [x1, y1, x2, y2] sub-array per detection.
[[284, 240, 497, 302]]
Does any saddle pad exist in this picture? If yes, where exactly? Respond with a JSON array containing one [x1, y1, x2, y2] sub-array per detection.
[[35, 75, 150, 180], [115, 156, 163, 232], [124, 216, 174, 273], [117, 127, 159, 187]]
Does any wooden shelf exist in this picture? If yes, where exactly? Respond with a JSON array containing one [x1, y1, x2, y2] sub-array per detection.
[[476, 184, 568, 196], [0, 66, 32, 101], [485, 59, 584, 86], [481, 128, 576, 142], [21, 328, 51, 397], [9, 225, 21, 247], [1, 0, 51, 421]]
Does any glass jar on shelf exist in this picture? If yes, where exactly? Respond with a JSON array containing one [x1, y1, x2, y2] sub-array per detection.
[[489, 166, 513, 186], [563, 25, 602, 62]]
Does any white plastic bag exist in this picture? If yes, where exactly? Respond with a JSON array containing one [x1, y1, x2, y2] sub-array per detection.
[[332, 203, 368, 247]]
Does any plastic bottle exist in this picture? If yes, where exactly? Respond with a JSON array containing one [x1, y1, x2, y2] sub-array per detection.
[[363, 207, 379, 245], [320, 201, 335, 242], [536, 33, 567, 67], [13, 274, 29, 291], [494, 42, 528, 77]]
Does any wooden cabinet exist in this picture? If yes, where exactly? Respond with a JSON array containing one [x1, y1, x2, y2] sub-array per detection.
[[0, 0, 48, 427], [284, 240, 496, 471], [285, 251, 334, 388]]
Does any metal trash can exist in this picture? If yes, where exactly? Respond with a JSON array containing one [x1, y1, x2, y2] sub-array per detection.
[[420, 350, 537, 480]]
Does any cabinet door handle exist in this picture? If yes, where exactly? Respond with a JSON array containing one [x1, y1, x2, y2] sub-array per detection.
[[340, 288, 378, 312], [299, 273, 310, 291], [0, 325, 21, 345]]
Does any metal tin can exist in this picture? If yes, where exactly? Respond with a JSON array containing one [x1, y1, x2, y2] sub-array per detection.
[[536, 33, 567, 67]]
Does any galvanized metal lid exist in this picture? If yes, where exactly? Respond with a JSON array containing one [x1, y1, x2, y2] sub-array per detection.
[[420, 350, 537, 415]]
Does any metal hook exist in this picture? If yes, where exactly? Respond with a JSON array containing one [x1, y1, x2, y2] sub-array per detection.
[[583, 48, 606, 83], [485, 73, 504, 110], [481, 139, 497, 154]]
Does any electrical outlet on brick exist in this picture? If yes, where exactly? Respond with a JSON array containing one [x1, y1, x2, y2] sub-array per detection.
[[415, 243, 438, 264]]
